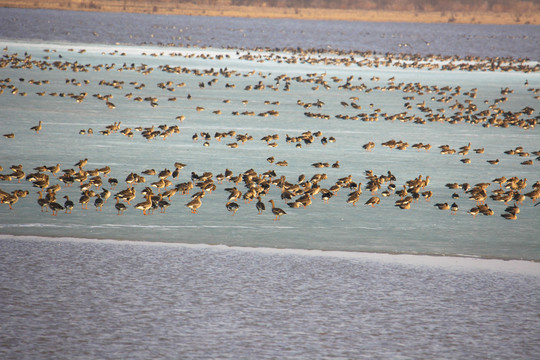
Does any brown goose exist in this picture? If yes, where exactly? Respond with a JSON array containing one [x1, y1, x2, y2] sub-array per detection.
[[226, 201, 239, 216], [30, 120, 42, 134], [468, 207, 480, 218], [501, 212, 517, 220], [49, 198, 64, 216], [94, 195, 104, 211], [114, 196, 127, 215], [134, 194, 152, 215], [157, 194, 171, 213], [37, 191, 49, 212], [434, 202, 450, 210], [2, 191, 19, 210], [186, 194, 204, 214], [365, 196, 380, 207], [79, 191, 91, 209], [74, 158, 88, 169], [63, 195, 74, 214], [346, 191, 361, 206], [256, 196, 266, 214], [268, 199, 286, 220]]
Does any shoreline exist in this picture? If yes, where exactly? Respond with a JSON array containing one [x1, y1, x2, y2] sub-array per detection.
[[2, 234, 539, 269], [0, 1, 539, 25]]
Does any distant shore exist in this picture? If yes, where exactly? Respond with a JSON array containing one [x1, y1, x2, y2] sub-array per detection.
[[0, 1, 539, 25]]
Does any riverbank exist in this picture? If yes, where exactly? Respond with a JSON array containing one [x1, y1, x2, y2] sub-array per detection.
[[0, 0, 539, 25]]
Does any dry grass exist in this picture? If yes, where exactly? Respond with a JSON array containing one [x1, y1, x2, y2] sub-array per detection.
[[0, 0, 539, 25]]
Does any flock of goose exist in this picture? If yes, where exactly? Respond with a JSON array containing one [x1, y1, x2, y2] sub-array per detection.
[[1, 155, 539, 221], [0, 45, 538, 222], [1, 47, 538, 134]]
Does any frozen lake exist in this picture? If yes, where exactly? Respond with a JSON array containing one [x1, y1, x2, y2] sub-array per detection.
[[0, 10, 539, 359], [0, 40, 538, 260]]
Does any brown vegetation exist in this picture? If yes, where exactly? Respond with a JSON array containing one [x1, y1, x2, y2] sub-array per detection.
[[0, 0, 539, 25]]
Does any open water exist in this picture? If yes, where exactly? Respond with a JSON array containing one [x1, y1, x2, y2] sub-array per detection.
[[0, 8, 539, 359]]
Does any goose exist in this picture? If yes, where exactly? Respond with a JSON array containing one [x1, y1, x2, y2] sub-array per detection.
[[504, 203, 520, 215], [422, 190, 433, 201], [468, 207, 480, 218], [158, 194, 171, 213], [151, 178, 167, 192], [99, 166, 111, 177], [492, 176, 507, 188], [108, 178, 118, 189], [48, 163, 61, 176], [74, 158, 88, 169], [321, 190, 334, 203], [268, 199, 286, 220], [49, 200, 64, 216], [226, 187, 242, 201], [296, 194, 312, 208], [365, 196, 380, 207], [524, 189, 540, 202], [287, 201, 303, 208], [79, 190, 91, 209], [395, 198, 412, 210], [226, 201, 239, 216], [2, 191, 19, 210], [142, 169, 156, 176], [114, 196, 127, 215], [37, 191, 49, 212], [395, 185, 408, 199], [158, 168, 172, 179], [346, 191, 361, 206], [122, 187, 136, 205], [125, 172, 136, 187], [134, 194, 152, 215], [30, 120, 42, 134], [186, 194, 204, 214], [100, 188, 111, 203], [94, 195, 104, 211], [63, 195, 74, 214], [435, 202, 450, 210], [479, 205, 494, 216], [256, 196, 265, 214], [162, 187, 178, 201], [501, 212, 517, 220], [11, 169, 25, 183]]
